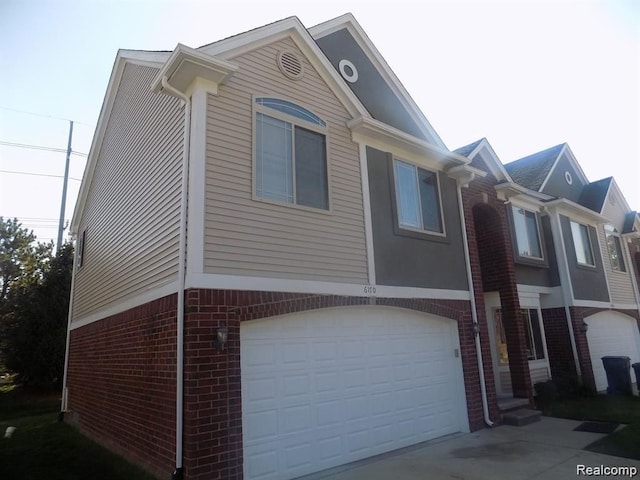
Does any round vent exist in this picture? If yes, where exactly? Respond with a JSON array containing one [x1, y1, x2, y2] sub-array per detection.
[[277, 50, 304, 80]]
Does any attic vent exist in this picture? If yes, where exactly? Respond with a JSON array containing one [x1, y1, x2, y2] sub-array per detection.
[[277, 50, 304, 80]]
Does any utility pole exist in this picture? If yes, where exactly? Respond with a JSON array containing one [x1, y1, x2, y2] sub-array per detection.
[[57, 120, 73, 250]]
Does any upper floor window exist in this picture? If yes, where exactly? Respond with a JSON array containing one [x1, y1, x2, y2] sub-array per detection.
[[512, 206, 542, 259], [393, 159, 444, 234], [570, 220, 595, 266], [604, 225, 626, 272], [254, 98, 328, 210]]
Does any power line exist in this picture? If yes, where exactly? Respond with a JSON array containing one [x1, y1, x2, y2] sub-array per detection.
[[0, 140, 88, 158], [0, 169, 82, 181], [0, 106, 91, 127]]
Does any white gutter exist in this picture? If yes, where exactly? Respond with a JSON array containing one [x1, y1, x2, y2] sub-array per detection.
[[161, 76, 191, 480], [456, 183, 494, 427], [60, 242, 79, 413]]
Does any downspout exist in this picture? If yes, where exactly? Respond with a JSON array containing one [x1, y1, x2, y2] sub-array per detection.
[[161, 76, 191, 480], [547, 209, 582, 379], [456, 182, 494, 427], [60, 239, 79, 416]]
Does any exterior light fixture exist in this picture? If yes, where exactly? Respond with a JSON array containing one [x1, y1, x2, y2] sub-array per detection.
[[214, 325, 228, 351], [581, 321, 589, 333]]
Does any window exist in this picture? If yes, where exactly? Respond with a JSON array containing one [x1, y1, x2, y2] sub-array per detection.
[[255, 98, 328, 210], [77, 230, 86, 268], [570, 221, 595, 266], [494, 308, 545, 363], [605, 225, 626, 272], [512, 206, 542, 259], [393, 159, 443, 234]]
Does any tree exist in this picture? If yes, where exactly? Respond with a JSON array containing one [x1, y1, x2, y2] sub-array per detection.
[[0, 218, 70, 386], [0, 242, 73, 386], [0, 217, 51, 300]]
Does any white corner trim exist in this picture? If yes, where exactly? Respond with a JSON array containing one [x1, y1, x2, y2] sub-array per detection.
[[185, 87, 207, 276], [69, 281, 180, 331], [186, 273, 470, 300], [359, 143, 376, 285]]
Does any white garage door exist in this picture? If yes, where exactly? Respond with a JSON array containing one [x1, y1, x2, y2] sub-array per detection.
[[585, 311, 640, 392], [241, 306, 468, 480]]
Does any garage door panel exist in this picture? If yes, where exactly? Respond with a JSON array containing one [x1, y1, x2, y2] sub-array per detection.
[[242, 306, 467, 480], [585, 312, 640, 392]]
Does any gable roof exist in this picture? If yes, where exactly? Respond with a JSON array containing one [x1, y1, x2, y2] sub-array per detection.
[[309, 13, 447, 149], [453, 139, 485, 157], [503, 144, 564, 191], [578, 177, 612, 213], [453, 138, 512, 183]]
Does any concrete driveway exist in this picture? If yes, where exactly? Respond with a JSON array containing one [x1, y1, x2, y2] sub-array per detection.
[[298, 417, 640, 479]]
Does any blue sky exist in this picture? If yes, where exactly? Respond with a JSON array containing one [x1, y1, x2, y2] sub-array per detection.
[[1, 0, 638, 243]]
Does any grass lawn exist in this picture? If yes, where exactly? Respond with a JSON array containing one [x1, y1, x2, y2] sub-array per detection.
[[537, 393, 640, 460], [0, 384, 156, 480]]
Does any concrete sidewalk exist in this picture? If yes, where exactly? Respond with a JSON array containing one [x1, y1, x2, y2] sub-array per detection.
[[298, 417, 640, 479]]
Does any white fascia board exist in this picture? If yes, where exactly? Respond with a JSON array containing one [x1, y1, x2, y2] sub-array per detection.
[[69, 280, 179, 330], [543, 198, 610, 225], [186, 273, 471, 301], [477, 141, 513, 183], [540, 144, 589, 193], [348, 116, 468, 170], [494, 182, 553, 207], [70, 51, 165, 236], [310, 14, 447, 149], [198, 16, 368, 120], [608, 178, 632, 213], [151, 44, 239, 96]]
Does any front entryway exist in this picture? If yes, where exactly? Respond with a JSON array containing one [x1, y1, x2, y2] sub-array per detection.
[[485, 293, 550, 397], [240, 306, 469, 480]]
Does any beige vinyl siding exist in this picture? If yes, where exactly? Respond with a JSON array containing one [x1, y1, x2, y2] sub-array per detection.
[[71, 63, 184, 321], [203, 37, 367, 283], [597, 225, 635, 304], [600, 193, 636, 304]]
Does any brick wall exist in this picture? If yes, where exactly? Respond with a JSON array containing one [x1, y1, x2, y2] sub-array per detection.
[[569, 307, 640, 392], [66, 289, 493, 480], [462, 160, 532, 401], [66, 294, 178, 479], [181, 289, 485, 480], [540, 307, 577, 383]]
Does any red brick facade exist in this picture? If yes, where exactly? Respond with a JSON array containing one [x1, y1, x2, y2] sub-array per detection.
[[66, 294, 178, 479], [461, 157, 533, 402], [66, 290, 488, 480]]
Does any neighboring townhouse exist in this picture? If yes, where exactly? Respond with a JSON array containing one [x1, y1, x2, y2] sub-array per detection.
[[63, 14, 498, 480], [455, 139, 640, 403]]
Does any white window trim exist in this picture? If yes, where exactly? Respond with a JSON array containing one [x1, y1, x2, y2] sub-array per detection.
[[252, 95, 332, 214], [511, 205, 544, 261], [570, 220, 596, 267], [392, 158, 446, 237]]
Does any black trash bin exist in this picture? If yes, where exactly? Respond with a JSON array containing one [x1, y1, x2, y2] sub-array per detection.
[[601, 356, 632, 396], [632, 363, 640, 396]]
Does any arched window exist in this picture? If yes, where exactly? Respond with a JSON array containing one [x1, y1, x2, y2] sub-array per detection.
[[254, 98, 328, 210]]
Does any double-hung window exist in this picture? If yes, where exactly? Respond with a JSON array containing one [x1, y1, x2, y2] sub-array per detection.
[[605, 225, 626, 272], [512, 206, 542, 259], [570, 221, 595, 266], [393, 159, 444, 234], [254, 97, 328, 210]]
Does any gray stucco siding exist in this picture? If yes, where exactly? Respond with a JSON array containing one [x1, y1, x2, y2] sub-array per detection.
[[560, 215, 609, 302], [315, 29, 426, 141], [541, 154, 585, 202], [366, 147, 469, 290]]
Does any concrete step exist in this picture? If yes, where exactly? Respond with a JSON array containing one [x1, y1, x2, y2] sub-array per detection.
[[502, 408, 542, 426]]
